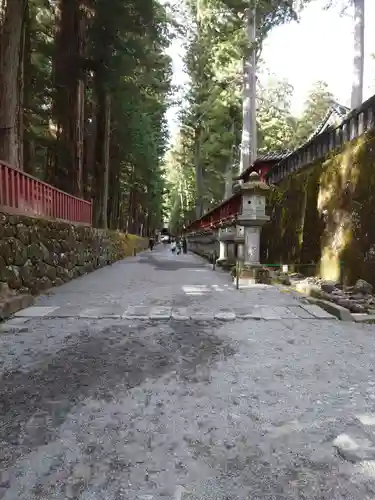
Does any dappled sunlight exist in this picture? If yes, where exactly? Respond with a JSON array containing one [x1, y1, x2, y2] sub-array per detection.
[[350, 414, 375, 483], [189, 269, 210, 272], [320, 220, 352, 281], [317, 162, 338, 213], [182, 284, 229, 295], [182, 285, 210, 295], [320, 250, 341, 281], [357, 414, 375, 427], [317, 138, 365, 281], [355, 413, 375, 481], [237, 283, 273, 289], [358, 460, 375, 481]]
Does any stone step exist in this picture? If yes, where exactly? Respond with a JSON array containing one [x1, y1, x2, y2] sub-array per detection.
[[10, 304, 336, 321]]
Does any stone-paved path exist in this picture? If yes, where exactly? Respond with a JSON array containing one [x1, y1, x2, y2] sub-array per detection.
[[2, 245, 375, 498]]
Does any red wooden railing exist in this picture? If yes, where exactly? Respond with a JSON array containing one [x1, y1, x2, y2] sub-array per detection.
[[0, 161, 92, 225], [187, 192, 242, 232]]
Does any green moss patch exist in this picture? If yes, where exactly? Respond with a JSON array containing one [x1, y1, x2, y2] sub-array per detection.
[[261, 131, 375, 286]]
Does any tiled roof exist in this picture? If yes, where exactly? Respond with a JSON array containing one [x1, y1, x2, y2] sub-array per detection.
[[253, 151, 292, 163], [239, 102, 349, 181], [237, 150, 291, 180], [305, 101, 350, 143], [265, 101, 350, 179]]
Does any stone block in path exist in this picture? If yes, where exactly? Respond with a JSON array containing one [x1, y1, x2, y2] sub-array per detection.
[[333, 433, 375, 462], [122, 306, 149, 319], [0, 294, 35, 321]]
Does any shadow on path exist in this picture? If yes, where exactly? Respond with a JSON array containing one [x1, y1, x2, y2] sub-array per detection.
[[139, 254, 209, 271], [0, 320, 234, 469]]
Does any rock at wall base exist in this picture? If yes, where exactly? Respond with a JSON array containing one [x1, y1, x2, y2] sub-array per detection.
[[234, 264, 272, 285], [0, 211, 148, 297], [0, 294, 34, 322], [275, 273, 291, 286], [308, 297, 353, 321]]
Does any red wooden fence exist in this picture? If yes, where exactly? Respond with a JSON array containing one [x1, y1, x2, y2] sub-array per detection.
[[0, 161, 92, 225], [187, 192, 242, 232]]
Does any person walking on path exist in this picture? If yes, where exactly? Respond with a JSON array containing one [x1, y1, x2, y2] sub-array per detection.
[[182, 237, 187, 254], [170, 239, 177, 254], [148, 237, 154, 251]]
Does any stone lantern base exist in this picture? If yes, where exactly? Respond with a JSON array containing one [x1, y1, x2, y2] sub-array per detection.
[[235, 263, 272, 286], [217, 259, 233, 270], [216, 227, 236, 270]]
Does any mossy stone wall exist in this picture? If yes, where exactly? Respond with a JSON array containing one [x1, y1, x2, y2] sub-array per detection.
[[0, 212, 147, 295], [261, 130, 375, 285]]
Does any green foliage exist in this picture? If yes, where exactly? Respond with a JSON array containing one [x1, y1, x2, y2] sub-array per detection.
[[292, 80, 334, 147], [257, 76, 296, 153], [24, 0, 55, 177], [24, 0, 172, 233], [165, 0, 333, 232]]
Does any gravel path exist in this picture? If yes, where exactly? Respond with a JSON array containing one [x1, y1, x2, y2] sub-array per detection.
[[1, 245, 375, 499]]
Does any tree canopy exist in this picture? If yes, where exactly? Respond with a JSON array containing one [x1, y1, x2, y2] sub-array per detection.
[[0, 0, 342, 236], [164, 0, 337, 233], [0, 0, 173, 233]]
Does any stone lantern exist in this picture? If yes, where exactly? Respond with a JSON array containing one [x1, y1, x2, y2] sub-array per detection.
[[236, 171, 271, 284], [217, 226, 236, 269]]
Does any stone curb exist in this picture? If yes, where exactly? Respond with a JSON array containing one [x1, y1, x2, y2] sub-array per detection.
[[12, 304, 340, 322], [305, 294, 375, 323], [268, 284, 375, 323], [0, 294, 35, 322], [351, 313, 375, 324], [282, 283, 354, 321], [307, 297, 353, 321]]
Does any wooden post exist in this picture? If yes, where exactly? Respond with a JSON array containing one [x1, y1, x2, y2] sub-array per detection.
[[235, 260, 240, 290]]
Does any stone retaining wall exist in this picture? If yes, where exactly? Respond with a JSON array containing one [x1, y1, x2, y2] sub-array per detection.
[[187, 234, 219, 262], [0, 212, 147, 296], [261, 130, 375, 286]]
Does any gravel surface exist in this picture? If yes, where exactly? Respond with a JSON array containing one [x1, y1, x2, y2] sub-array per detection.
[[1, 246, 375, 499]]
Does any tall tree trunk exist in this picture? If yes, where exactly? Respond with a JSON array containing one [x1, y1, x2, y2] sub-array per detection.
[[0, 0, 27, 167], [127, 166, 135, 233], [84, 91, 97, 198], [194, 125, 204, 218], [132, 192, 138, 234], [51, 0, 85, 195], [240, 6, 256, 174], [23, 1, 33, 174], [108, 140, 121, 229], [194, 2, 204, 219], [17, 1, 27, 170], [350, 0, 364, 109], [93, 83, 111, 229], [224, 122, 235, 199], [76, 8, 86, 194], [101, 92, 111, 229]]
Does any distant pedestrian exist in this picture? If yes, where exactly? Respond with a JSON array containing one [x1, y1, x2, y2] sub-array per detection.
[[182, 237, 187, 254], [176, 239, 181, 255], [149, 237, 154, 251], [171, 239, 176, 254]]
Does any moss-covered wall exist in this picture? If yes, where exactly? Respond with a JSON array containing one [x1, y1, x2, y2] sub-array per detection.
[[261, 130, 375, 285], [0, 212, 147, 295]]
